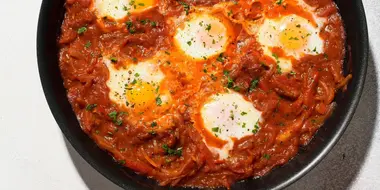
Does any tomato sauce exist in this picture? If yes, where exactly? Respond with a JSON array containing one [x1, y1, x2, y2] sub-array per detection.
[[59, 0, 348, 188]]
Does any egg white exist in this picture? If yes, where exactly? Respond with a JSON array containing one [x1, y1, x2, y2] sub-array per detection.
[[174, 13, 230, 60], [257, 14, 325, 73], [200, 90, 262, 160], [94, 0, 156, 20], [104, 58, 170, 108]]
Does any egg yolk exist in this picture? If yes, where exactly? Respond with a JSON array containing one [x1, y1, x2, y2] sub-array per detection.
[[125, 81, 156, 109], [130, 0, 155, 12], [279, 24, 310, 50]]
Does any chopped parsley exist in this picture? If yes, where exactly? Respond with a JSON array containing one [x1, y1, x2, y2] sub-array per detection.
[[313, 47, 317, 52], [77, 27, 87, 34], [275, 0, 283, 5], [289, 71, 296, 75], [227, 10, 233, 16], [227, 76, 234, 88], [205, 24, 212, 31], [187, 41, 192, 46], [156, 96, 162, 106], [216, 53, 225, 63], [150, 21, 157, 27], [263, 154, 271, 160], [277, 65, 282, 74], [108, 111, 123, 126], [212, 127, 220, 132], [223, 70, 235, 89], [118, 160, 126, 165], [323, 53, 329, 60], [114, 120, 123, 126], [155, 86, 160, 93], [125, 21, 133, 29], [126, 21, 136, 34], [229, 111, 235, 120], [129, 0, 136, 8], [210, 74, 217, 81], [289, 37, 299, 40], [162, 144, 183, 156], [178, 1, 190, 15], [134, 73, 140, 77], [110, 57, 118, 63], [151, 121, 157, 127], [109, 111, 118, 120], [241, 112, 247, 116], [84, 41, 92, 48], [252, 120, 260, 134], [249, 79, 259, 92], [272, 53, 280, 63], [85, 104, 97, 111], [140, 19, 149, 24]]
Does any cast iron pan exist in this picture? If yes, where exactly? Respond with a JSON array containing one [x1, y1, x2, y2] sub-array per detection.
[[37, 0, 368, 189]]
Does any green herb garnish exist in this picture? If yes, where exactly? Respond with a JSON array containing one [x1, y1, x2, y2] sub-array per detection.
[[277, 65, 282, 74], [252, 120, 260, 134], [249, 79, 259, 92], [84, 41, 92, 48], [126, 21, 135, 34], [150, 21, 157, 27], [212, 127, 219, 132], [85, 104, 97, 111], [216, 53, 225, 63], [156, 96, 162, 106], [205, 24, 211, 31], [77, 27, 87, 34], [162, 144, 183, 156], [110, 57, 118, 63], [178, 1, 190, 15]]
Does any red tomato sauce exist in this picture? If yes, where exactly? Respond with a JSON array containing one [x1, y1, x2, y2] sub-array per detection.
[[58, 0, 349, 188]]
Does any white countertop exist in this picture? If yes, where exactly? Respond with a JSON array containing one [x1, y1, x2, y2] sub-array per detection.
[[0, 0, 379, 189]]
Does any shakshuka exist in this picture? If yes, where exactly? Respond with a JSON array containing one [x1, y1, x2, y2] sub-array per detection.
[[58, 0, 350, 188]]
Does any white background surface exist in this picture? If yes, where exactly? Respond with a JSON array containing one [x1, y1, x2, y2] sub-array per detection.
[[0, 0, 379, 189]]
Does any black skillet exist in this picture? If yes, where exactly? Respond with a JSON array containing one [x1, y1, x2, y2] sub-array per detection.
[[37, 0, 368, 189]]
